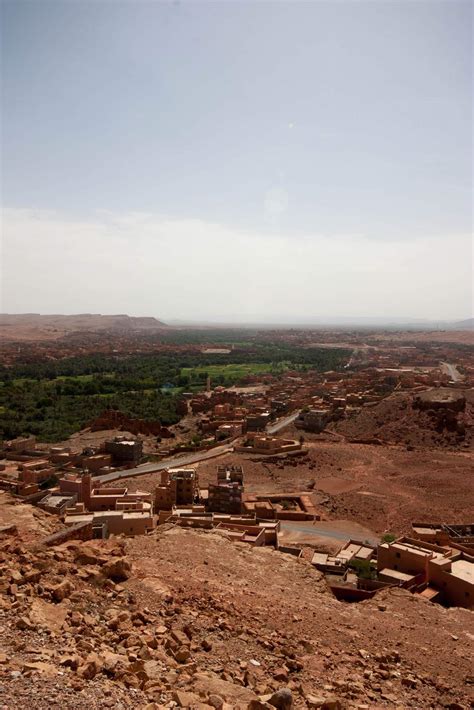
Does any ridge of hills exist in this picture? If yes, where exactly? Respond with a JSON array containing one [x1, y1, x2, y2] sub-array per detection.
[[453, 318, 474, 330]]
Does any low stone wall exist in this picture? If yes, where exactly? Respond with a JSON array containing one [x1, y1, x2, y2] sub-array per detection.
[[38, 521, 93, 547]]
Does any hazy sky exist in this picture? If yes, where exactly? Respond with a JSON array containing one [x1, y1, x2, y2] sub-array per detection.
[[1, 0, 472, 322]]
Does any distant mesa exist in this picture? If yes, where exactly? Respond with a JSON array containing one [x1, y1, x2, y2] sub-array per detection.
[[0, 313, 169, 341]]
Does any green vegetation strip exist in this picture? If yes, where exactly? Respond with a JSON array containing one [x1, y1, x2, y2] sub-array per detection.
[[180, 362, 289, 379], [0, 343, 350, 442]]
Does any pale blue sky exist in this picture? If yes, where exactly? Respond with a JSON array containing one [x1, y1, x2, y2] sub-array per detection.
[[1, 0, 472, 321]]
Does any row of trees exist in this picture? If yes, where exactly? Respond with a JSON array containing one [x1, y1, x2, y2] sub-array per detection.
[[1, 387, 180, 442], [0, 344, 350, 382]]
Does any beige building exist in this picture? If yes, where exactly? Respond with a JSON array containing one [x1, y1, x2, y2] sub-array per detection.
[[377, 537, 474, 609], [154, 468, 198, 511], [64, 508, 153, 536], [236, 434, 302, 455], [57, 472, 153, 536]]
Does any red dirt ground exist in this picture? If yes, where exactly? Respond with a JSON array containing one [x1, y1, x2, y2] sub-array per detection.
[[111, 437, 474, 539]]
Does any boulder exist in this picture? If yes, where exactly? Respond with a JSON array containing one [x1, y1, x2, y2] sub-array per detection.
[[16, 616, 34, 630], [30, 598, 68, 633], [192, 671, 257, 704], [273, 667, 289, 683], [77, 660, 98, 680], [143, 660, 164, 681], [21, 661, 57, 676], [74, 546, 103, 566], [77, 652, 103, 680], [305, 696, 342, 710], [201, 637, 213, 652], [102, 650, 125, 675], [59, 655, 80, 670], [52, 579, 74, 602], [173, 690, 203, 707], [171, 628, 190, 647], [102, 557, 132, 582], [268, 688, 293, 710]]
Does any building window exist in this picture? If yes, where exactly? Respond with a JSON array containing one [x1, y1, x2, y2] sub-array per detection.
[[396, 552, 401, 559]]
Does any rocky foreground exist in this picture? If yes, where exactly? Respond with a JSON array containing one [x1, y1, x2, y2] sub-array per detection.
[[0, 520, 473, 710]]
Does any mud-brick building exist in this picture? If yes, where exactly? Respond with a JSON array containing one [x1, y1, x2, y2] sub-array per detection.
[[377, 537, 474, 609], [105, 436, 142, 465], [154, 468, 199, 511], [208, 465, 244, 514], [208, 481, 243, 514]]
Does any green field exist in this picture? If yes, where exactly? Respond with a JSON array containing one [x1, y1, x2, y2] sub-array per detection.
[[180, 362, 289, 382]]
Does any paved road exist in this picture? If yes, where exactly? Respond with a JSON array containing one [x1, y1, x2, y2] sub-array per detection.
[[440, 361, 463, 383], [344, 350, 356, 369], [96, 443, 233, 483], [266, 410, 301, 434], [97, 409, 301, 483], [280, 521, 380, 546]]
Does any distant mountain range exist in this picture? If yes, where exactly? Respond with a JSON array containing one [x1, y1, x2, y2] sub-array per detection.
[[167, 316, 474, 330], [452, 318, 474, 330], [1, 313, 472, 342]]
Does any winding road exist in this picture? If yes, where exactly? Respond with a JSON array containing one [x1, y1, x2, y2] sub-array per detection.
[[95, 409, 382, 546], [96, 409, 301, 483], [266, 410, 301, 434], [440, 361, 463, 383], [96, 443, 234, 483], [280, 521, 380, 546]]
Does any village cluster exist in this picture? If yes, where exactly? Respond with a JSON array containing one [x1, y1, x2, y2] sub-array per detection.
[[0, 322, 473, 709], [1, 432, 473, 611], [1, 333, 473, 616]]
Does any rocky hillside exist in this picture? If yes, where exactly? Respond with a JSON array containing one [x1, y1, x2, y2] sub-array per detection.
[[0, 496, 473, 709], [331, 390, 473, 450]]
